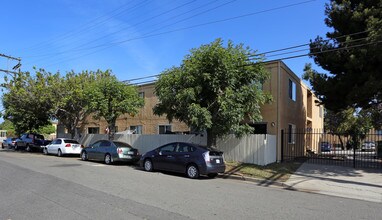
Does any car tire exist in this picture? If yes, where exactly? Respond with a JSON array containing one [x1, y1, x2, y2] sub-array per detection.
[[26, 144, 31, 152], [1, 144, 4, 149], [207, 173, 218, 178], [186, 164, 200, 179], [57, 149, 63, 157], [81, 151, 88, 161], [43, 147, 48, 155], [104, 154, 112, 165], [144, 159, 153, 172]]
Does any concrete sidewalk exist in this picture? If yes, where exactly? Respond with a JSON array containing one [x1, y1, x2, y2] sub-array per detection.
[[284, 163, 382, 203]]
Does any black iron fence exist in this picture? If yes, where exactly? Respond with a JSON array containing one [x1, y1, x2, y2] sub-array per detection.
[[281, 129, 382, 169]]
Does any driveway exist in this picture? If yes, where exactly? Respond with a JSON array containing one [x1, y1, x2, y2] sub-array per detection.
[[285, 162, 382, 203]]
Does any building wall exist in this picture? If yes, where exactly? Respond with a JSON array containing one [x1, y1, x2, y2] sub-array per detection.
[[75, 60, 324, 161]]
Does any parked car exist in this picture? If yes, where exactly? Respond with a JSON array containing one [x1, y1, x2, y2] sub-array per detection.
[[43, 138, 83, 157], [361, 141, 376, 152], [15, 133, 49, 152], [80, 140, 140, 164], [320, 142, 332, 152], [2, 137, 17, 149], [140, 142, 226, 179]]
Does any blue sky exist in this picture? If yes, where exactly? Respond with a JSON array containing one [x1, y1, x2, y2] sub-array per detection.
[[1, 0, 330, 83]]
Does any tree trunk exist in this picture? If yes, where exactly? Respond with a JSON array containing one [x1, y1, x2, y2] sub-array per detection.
[[108, 119, 116, 140], [337, 134, 344, 150], [206, 128, 217, 147]]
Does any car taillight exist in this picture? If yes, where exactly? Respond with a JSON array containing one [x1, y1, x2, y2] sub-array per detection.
[[65, 144, 71, 147], [117, 148, 123, 154], [203, 151, 211, 163]]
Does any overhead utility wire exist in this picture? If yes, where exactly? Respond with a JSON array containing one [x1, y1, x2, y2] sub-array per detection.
[[124, 32, 375, 83], [26, 0, 233, 59], [26, 0, 150, 52], [126, 40, 382, 85], [29, 0, 315, 68]]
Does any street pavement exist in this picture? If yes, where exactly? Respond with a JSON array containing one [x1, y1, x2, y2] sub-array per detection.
[[284, 162, 382, 203], [1, 149, 382, 219]]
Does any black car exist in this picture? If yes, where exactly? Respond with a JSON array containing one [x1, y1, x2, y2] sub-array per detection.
[[140, 142, 225, 179], [80, 140, 140, 164]]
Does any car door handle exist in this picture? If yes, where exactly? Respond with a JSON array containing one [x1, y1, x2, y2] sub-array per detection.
[[167, 155, 173, 158], [184, 155, 190, 158]]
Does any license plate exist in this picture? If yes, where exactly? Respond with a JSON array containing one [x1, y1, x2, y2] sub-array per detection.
[[127, 151, 135, 155], [216, 159, 220, 163]]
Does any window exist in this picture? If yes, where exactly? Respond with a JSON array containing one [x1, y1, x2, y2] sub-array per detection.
[[289, 79, 296, 101], [56, 139, 62, 144], [377, 130, 382, 136], [139, 92, 145, 98], [159, 125, 172, 134], [100, 141, 112, 147], [159, 143, 176, 153], [319, 106, 323, 118], [130, 125, 142, 134], [88, 127, 100, 134], [288, 124, 296, 144], [176, 143, 193, 153]]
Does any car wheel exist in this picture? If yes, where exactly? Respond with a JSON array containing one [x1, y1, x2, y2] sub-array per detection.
[[43, 147, 48, 155], [186, 164, 200, 179], [81, 151, 88, 161], [26, 144, 31, 152], [144, 159, 153, 172], [207, 173, 218, 178], [57, 149, 63, 157], [1, 144, 4, 149], [104, 154, 112, 165]]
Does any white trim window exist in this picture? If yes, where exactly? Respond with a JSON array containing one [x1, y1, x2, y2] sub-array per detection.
[[129, 125, 142, 134], [159, 125, 172, 134], [289, 79, 296, 101]]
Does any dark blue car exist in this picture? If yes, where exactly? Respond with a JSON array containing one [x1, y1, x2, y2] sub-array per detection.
[[320, 142, 332, 152], [140, 142, 225, 179]]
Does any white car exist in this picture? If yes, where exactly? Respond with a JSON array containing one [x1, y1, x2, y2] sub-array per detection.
[[43, 138, 83, 157], [361, 141, 376, 152]]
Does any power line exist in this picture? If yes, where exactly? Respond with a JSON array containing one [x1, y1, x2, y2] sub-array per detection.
[[123, 39, 382, 84], [25, 0, 315, 68]]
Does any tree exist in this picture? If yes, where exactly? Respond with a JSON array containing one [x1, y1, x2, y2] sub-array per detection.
[[86, 72, 144, 140], [1, 68, 59, 134], [53, 70, 102, 138], [154, 39, 271, 147], [36, 124, 56, 138], [303, 0, 382, 112], [0, 120, 16, 137]]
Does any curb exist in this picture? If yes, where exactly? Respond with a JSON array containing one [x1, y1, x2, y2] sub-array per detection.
[[219, 172, 292, 188]]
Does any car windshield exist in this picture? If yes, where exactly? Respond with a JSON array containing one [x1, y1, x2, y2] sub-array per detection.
[[113, 141, 132, 148], [35, 135, 44, 140]]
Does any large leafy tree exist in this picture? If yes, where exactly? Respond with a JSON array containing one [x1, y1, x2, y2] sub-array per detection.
[[1, 68, 59, 134], [154, 39, 271, 147], [53, 70, 103, 138], [86, 72, 144, 140], [303, 0, 382, 111]]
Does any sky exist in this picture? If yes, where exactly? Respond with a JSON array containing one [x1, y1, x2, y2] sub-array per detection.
[[1, 0, 331, 84]]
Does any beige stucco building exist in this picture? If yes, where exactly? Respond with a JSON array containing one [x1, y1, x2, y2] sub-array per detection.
[[75, 60, 323, 160]]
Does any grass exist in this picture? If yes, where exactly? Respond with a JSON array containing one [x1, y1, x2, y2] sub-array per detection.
[[224, 161, 304, 182]]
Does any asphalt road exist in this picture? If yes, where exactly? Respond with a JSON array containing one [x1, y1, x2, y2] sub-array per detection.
[[0, 149, 381, 220]]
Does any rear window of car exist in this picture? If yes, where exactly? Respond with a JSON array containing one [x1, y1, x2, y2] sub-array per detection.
[[35, 135, 44, 140], [64, 139, 79, 144], [113, 141, 132, 148]]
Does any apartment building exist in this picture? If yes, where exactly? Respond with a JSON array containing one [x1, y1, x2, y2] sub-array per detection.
[[74, 60, 323, 159]]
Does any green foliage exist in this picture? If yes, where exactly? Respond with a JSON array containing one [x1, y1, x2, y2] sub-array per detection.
[[53, 70, 104, 138], [36, 124, 56, 137], [86, 72, 144, 140], [304, 0, 382, 111], [0, 120, 16, 137], [1, 68, 59, 134], [154, 39, 271, 146]]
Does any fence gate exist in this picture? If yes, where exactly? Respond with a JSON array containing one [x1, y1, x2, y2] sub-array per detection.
[[281, 129, 382, 169]]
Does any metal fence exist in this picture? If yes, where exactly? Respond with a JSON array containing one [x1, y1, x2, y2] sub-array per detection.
[[281, 129, 382, 169]]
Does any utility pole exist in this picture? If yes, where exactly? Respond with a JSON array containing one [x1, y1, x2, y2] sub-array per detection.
[[0, 53, 22, 75]]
